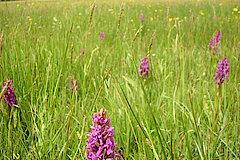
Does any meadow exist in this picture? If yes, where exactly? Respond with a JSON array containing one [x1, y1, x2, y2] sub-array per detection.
[[0, 0, 240, 159]]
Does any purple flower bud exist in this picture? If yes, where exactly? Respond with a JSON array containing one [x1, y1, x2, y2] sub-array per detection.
[[215, 57, 229, 86], [100, 32, 104, 41], [86, 109, 120, 159], [138, 56, 149, 77], [80, 48, 85, 56], [69, 76, 77, 91], [216, 31, 221, 43], [2, 79, 15, 107], [140, 13, 144, 22], [209, 31, 221, 53], [213, 15, 216, 21]]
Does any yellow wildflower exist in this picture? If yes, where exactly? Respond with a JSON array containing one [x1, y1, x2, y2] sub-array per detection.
[[159, 9, 162, 13], [199, 10, 204, 16], [169, 18, 172, 22], [219, 3, 222, 6], [155, 10, 157, 13], [233, 8, 238, 12], [29, 18, 32, 22], [238, 11, 240, 14], [17, 4, 19, 7], [130, 19, 133, 23], [184, 16, 187, 21], [32, 2, 34, 6]]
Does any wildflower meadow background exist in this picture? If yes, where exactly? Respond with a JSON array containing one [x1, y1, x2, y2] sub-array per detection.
[[0, 0, 240, 159]]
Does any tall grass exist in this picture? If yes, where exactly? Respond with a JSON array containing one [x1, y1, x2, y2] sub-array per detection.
[[0, 0, 239, 159]]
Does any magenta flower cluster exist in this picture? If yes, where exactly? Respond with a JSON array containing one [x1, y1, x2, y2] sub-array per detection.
[[138, 56, 149, 77], [100, 32, 105, 41], [139, 13, 144, 22], [215, 57, 229, 86], [80, 48, 85, 56], [2, 79, 15, 107], [209, 31, 221, 53], [69, 76, 78, 91], [86, 109, 119, 160]]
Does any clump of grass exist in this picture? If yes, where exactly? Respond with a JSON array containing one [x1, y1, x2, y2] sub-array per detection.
[[0, 0, 239, 159]]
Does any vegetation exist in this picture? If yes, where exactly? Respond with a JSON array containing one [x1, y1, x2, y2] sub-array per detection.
[[0, 0, 240, 159]]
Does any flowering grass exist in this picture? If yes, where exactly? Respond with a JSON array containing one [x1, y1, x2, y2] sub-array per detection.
[[0, 0, 240, 159]]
